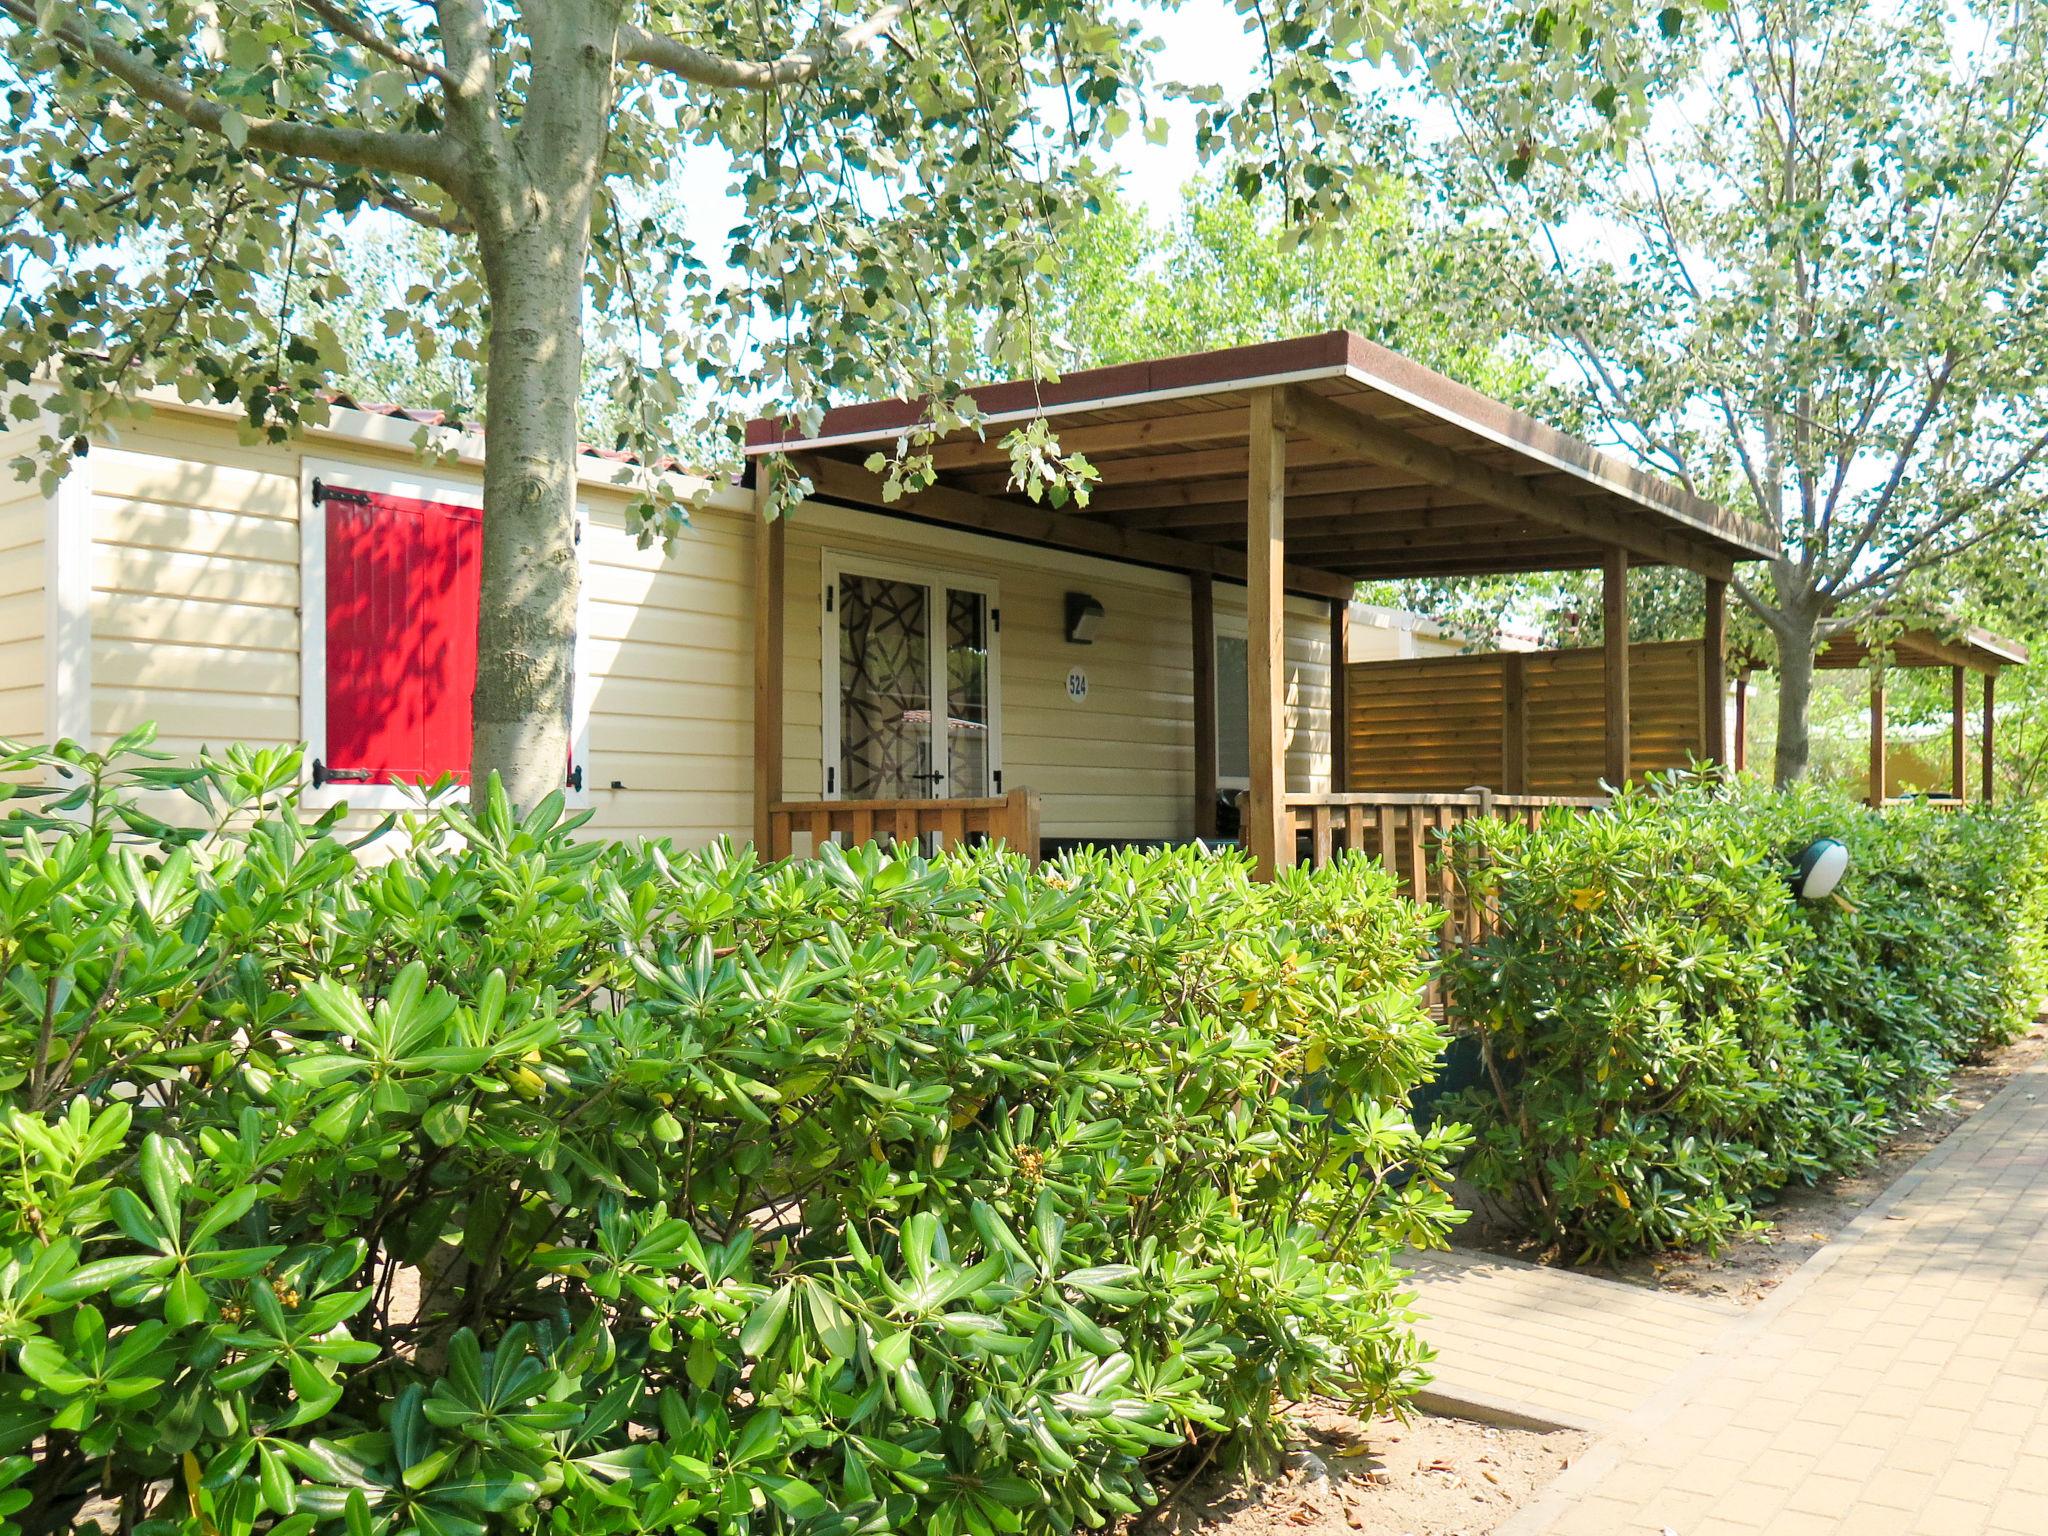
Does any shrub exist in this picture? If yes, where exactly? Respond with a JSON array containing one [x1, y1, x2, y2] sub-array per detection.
[[1444, 776, 2048, 1262], [0, 737, 1464, 1536]]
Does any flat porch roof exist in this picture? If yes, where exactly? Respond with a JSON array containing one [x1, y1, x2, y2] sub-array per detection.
[[746, 330, 1777, 591]]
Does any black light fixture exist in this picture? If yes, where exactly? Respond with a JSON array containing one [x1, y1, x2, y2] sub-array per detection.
[[1065, 591, 1105, 645], [1791, 837, 1850, 901]]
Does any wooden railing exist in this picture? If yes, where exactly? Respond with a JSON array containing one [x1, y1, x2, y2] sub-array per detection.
[[1286, 789, 1604, 877], [1281, 789, 1607, 969], [768, 789, 1042, 862], [1879, 794, 1966, 812]]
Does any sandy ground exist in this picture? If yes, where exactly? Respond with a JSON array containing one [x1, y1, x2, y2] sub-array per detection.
[[1149, 1402, 1586, 1536]]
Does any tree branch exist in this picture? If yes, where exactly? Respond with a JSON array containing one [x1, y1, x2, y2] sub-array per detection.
[[4, 0, 458, 185], [298, 0, 456, 88], [271, 170, 472, 234], [620, 3, 906, 90]]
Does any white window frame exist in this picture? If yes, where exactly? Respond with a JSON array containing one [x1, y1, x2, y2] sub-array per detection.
[[819, 549, 1003, 802], [299, 457, 592, 811], [1213, 612, 1251, 793]]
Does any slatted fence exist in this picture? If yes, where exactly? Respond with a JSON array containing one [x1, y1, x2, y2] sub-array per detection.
[[1345, 640, 1710, 796]]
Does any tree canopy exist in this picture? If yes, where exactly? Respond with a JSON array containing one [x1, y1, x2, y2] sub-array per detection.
[[0, 0, 1740, 796], [1428, 0, 2048, 781]]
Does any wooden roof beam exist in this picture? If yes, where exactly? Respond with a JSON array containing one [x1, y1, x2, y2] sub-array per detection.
[[1083, 461, 1430, 514], [950, 435, 1353, 497], [925, 405, 1250, 470], [796, 453, 1358, 602], [1277, 385, 1734, 580], [1109, 485, 1496, 534]]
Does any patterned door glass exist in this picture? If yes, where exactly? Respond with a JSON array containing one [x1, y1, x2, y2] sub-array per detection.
[[838, 573, 933, 798], [945, 589, 992, 796]]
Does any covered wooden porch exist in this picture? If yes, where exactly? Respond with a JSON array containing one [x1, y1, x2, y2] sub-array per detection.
[[747, 331, 1777, 877], [1736, 623, 2028, 806]]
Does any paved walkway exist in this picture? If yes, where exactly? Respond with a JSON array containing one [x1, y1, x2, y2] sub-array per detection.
[[1507, 1060, 2048, 1536], [1404, 1247, 1739, 1433]]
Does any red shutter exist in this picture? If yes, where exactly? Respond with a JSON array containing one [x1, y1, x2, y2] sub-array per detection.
[[325, 487, 482, 785]]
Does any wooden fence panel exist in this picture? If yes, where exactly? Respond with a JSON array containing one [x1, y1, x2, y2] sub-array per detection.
[[1346, 640, 1708, 797]]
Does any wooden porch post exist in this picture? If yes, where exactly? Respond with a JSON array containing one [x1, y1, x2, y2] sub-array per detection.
[[1869, 667, 1888, 807], [1246, 389, 1290, 878], [752, 476, 786, 851], [1951, 665, 1969, 802], [1734, 671, 1749, 773], [1329, 599, 1351, 793], [1984, 672, 1998, 804], [1702, 577, 1728, 769], [1501, 652, 1529, 793], [1602, 547, 1631, 788], [1191, 572, 1218, 839]]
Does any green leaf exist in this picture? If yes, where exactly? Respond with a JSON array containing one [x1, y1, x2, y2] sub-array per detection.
[[738, 1285, 791, 1358]]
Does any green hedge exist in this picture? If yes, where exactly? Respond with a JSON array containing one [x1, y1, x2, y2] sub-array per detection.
[[0, 738, 1464, 1536], [1444, 778, 2048, 1261]]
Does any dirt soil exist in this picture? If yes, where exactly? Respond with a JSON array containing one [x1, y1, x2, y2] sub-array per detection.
[[1463, 1022, 2048, 1307], [1147, 1402, 1586, 1536]]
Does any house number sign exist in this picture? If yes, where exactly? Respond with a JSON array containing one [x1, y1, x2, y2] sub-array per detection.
[[1065, 667, 1089, 703]]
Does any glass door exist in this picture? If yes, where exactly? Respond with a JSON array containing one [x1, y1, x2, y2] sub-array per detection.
[[828, 556, 999, 800]]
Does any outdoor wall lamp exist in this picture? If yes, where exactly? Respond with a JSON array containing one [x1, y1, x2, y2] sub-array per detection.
[[1065, 591, 1105, 644], [1792, 837, 1850, 901]]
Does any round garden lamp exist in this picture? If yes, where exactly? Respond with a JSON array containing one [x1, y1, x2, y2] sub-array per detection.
[[1792, 837, 1849, 901]]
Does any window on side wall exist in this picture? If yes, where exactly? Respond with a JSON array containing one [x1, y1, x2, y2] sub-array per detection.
[[301, 462, 586, 805], [1215, 624, 1250, 791]]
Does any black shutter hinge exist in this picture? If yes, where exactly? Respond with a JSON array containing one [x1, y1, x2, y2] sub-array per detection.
[[824, 586, 835, 615], [567, 764, 583, 792], [827, 766, 836, 794], [991, 607, 1000, 633], [993, 769, 1003, 792], [310, 478, 371, 508], [311, 759, 372, 788]]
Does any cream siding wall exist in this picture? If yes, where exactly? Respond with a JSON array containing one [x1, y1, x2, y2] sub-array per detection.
[[0, 417, 48, 741], [69, 404, 1335, 849], [0, 426, 46, 741]]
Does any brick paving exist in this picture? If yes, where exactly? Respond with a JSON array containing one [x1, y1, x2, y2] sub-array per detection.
[[1510, 1061, 2048, 1535], [1404, 1247, 1739, 1432]]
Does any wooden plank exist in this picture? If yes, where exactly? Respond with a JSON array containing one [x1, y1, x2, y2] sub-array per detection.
[[1376, 804, 1397, 875], [1191, 572, 1218, 839], [798, 452, 1354, 601], [1279, 386, 1736, 580], [1329, 600, 1351, 791], [1603, 548, 1631, 787], [1406, 809, 1427, 904], [1246, 389, 1290, 878], [1984, 672, 1998, 804], [1310, 804, 1334, 868], [1869, 669, 1888, 807], [1345, 803, 1365, 858], [752, 476, 786, 851], [1501, 651, 1529, 794], [1952, 665, 1968, 803], [1009, 788, 1042, 862], [1702, 577, 1727, 768]]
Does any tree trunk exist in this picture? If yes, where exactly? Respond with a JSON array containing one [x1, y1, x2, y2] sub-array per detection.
[[463, 1, 619, 807], [1772, 605, 1822, 787], [471, 230, 584, 807]]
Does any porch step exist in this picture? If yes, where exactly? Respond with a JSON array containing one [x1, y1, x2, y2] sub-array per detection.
[[1402, 1247, 1739, 1433]]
